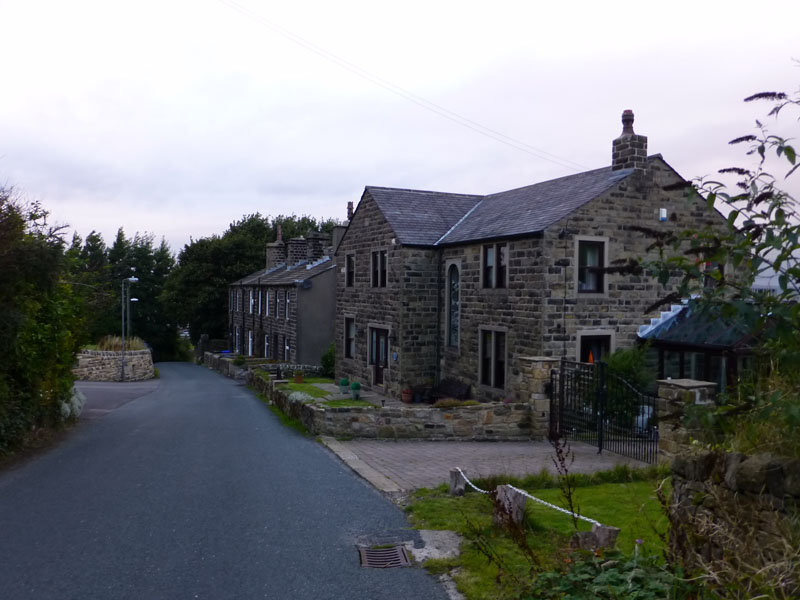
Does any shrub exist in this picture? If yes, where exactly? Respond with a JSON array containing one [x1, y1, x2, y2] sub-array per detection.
[[232, 354, 246, 366], [320, 342, 335, 378]]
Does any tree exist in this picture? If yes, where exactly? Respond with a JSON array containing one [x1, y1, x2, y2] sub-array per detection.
[[162, 213, 338, 342], [641, 85, 800, 457], [0, 189, 85, 453]]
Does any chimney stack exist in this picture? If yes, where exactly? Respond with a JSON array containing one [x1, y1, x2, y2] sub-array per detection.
[[612, 110, 648, 171], [306, 231, 330, 262], [287, 237, 307, 266], [265, 238, 286, 269], [347, 201, 354, 220]]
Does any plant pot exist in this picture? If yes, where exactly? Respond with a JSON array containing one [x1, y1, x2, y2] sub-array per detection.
[[339, 385, 349, 394], [401, 389, 413, 403], [351, 389, 361, 400]]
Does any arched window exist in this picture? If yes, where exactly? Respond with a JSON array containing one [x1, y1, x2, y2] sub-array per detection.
[[448, 264, 460, 347]]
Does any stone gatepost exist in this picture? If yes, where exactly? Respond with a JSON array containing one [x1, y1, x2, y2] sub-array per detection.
[[516, 356, 559, 439], [657, 378, 717, 463]]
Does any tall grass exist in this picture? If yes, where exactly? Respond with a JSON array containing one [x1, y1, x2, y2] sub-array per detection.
[[96, 335, 147, 351]]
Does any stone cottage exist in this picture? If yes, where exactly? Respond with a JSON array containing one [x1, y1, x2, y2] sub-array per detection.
[[335, 111, 726, 400], [229, 230, 337, 366]]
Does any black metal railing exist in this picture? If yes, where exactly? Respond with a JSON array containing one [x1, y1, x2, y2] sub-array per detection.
[[550, 358, 659, 464]]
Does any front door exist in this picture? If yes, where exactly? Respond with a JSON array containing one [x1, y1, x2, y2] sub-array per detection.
[[370, 328, 389, 386]]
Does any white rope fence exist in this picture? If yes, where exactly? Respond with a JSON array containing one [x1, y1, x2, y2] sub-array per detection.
[[453, 467, 603, 527]]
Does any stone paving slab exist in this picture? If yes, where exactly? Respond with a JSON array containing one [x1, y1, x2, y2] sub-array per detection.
[[321, 438, 647, 492]]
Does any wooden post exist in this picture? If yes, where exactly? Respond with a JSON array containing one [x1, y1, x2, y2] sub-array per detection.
[[449, 468, 466, 496], [493, 485, 526, 526]]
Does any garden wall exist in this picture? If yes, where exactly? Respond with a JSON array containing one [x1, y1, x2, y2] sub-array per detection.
[[248, 372, 533, 440], [73, 349, 154, 382], [670, 449, 799, 573]]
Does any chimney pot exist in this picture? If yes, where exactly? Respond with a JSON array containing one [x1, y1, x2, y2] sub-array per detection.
[[612, 110, 648, 172]]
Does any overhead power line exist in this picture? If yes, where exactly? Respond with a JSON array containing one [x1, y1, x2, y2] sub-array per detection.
[[216, 0, 590, 172]]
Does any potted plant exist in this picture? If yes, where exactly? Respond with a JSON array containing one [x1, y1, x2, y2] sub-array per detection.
[[401, 388, 413, 403], [293, 370, 304, 383], [350, 381, 361, 400], [339, 377, 350, 394]]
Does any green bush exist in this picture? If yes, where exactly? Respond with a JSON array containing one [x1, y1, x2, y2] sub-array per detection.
[[320, 342, 335, 378], [232, 354, 246, 366]]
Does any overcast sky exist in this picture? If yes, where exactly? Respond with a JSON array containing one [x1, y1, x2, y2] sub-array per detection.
[[1, 0, 798, 253]]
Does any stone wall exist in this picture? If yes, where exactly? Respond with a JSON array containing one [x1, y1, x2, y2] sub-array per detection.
[[335, 191, 405, 397], [247, 368, 533, 440], [670, 449, 799, 577], [73, 350, 154, 382], [202, 352, 321, 380], [657, 378, 717, 462]]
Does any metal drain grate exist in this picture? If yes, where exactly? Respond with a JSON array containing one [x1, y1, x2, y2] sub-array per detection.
[[358, 545, 412, 568]]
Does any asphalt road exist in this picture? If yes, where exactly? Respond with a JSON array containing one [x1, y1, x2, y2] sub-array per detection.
[[0, 363, 448, 600]]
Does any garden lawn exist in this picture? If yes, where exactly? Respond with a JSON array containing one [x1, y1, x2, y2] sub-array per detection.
[[278, 382, 331, 398], [406, 475, 669, 600]]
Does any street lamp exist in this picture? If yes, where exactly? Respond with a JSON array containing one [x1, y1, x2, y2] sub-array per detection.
[[129, 298, 139, 341], [121, 276, 139, 381]]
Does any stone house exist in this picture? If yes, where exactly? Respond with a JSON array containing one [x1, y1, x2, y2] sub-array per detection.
[[335, 111, 726, 400], [229, 230, 337, 366]]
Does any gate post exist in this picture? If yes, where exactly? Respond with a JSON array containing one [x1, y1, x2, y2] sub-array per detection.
[[595, 361, 606, 454]]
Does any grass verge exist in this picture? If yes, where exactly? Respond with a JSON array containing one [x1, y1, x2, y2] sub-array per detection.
[[278, 382, 330, 398], [252, 390, 310, 436], [406, 468, 671, 600], [322, 399, 374, 408]]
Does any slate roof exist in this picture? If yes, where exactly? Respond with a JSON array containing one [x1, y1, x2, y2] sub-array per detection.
[[232, 256, 335, 287], [365, 163, 641, 246], [638, 302, 758, 352], [365, 187, 482, 246]]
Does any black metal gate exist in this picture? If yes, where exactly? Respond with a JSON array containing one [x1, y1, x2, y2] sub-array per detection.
[[549, 358, 659, 464]]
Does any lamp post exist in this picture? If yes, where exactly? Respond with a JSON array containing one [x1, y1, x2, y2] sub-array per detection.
[[121, 276, 139, 381], [129, 297, 138, 342]]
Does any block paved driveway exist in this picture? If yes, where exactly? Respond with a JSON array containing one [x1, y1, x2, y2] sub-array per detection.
[[322, 438, 646, 492]]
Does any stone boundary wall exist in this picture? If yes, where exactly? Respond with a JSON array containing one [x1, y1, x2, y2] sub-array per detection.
[[657, 378, 717, 463], [670, 449, 799, 568], [248, 372, 534, 440], [202, 351, 322, 380], [73, 350, 154, 382]]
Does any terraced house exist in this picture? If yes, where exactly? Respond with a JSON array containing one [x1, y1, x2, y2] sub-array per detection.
[[229, 230, 336, 366], [335, 111, 726, 401]]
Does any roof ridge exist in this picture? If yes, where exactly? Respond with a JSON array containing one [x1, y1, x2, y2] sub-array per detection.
[[366, 185, 482, 199], [435, 198, 485, 245]]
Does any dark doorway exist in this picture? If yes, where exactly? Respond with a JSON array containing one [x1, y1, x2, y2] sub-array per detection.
[[370, 328, 389, 386]]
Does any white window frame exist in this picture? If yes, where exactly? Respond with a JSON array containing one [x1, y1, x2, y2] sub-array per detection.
[[285, 290, 290, 320], [574, 236, 609, 297], [481, 243, 508, 289], [478, 326, 507, 390], [371, 249, 388, 288]]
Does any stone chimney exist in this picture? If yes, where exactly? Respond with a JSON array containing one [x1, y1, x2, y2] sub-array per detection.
[[306, 231, 330, 262], [612, 110, 648, 171], [287, 237, 307, 266], [347, 201, 354, 220], [266, 224, 287, 269]]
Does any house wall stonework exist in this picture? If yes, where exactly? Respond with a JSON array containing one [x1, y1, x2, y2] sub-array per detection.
[[230, 283, 299, 361], [337, 158, 728, 403], [335, 192, 403, 395]]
